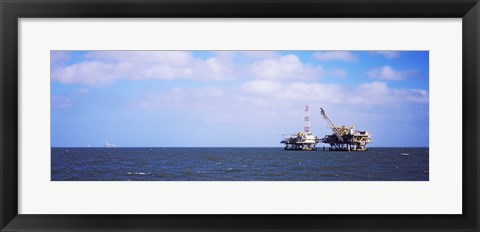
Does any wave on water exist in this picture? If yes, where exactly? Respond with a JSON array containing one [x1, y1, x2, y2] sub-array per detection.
[[127, 171, 151, 175]]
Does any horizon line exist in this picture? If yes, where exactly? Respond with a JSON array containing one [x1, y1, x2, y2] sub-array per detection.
[[51, 146, 429, 148]]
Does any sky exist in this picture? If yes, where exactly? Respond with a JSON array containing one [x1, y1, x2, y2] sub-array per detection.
[[51, 51, 429, 147]]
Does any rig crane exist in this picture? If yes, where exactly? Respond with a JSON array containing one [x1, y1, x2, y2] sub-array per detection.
[[319, 107, 372, 151], [320, 108, 343, 142]]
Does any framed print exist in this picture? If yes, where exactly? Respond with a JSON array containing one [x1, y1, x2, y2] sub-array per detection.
[[1, 0, 479, 231]]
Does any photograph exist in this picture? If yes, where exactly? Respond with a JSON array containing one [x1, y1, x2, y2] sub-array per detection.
[[2, 0, 477, 230], [51, 50, 429, 181]]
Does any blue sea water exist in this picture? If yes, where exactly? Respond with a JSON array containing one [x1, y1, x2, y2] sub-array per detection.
[[51, 147, 428, 181]]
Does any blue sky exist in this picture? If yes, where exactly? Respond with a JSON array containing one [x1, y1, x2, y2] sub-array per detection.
[[51, 51, 429, 147]]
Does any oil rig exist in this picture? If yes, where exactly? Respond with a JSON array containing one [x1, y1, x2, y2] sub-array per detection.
[[319, 108, 372, 151], [280, 105, 320, 151], [280, 106, 372, 151]]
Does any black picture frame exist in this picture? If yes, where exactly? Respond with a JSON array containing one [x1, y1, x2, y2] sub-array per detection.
[[1, 0, 479, 231]]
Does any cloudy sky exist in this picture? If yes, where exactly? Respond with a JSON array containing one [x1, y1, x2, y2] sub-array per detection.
[[51, 51, 428, 147]]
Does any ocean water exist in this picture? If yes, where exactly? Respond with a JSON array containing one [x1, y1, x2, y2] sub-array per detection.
[[51, 147, 428, 181]]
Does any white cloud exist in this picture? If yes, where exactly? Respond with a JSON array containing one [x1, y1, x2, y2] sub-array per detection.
[[358, 81, 389, 93], [51, 51, 239, 86], [50, 51, 71, 68], [52, 52, 327, 86], [249, 54, 323, 80], [133, 79, 427, 118], [241, 80, 345, 106], [240, 80, 283, 95], [312, 51, 357, 62], [370, 51, 401, 59], [350, 81, 392, 104], [133, 87, 224, 110], [403, 89, 429, 103], [329, 69, 347, 78], [240, 51, 278, 59], [77, 88, 89, 94], [128, 80, 427, 145], [85, 51, 193, 66], [367, 65, 417, 81], [52, 95, 73, 108], [241, 80, 427, 107], [349, 81, 428, 104], [51, 61, 119, 86]]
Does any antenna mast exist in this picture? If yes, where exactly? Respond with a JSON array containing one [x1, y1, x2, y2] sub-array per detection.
[[304, 105, 311, 134]]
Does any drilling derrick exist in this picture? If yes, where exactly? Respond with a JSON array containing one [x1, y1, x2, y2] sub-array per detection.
[[281, 105, 319, 151], [319, 108, 372, 151], [304, 105, 311, 133]]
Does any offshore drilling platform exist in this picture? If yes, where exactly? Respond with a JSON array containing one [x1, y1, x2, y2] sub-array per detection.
[[320, 108, 372, 151], [281, 106, 372, 151], [281, 105, 320, 151]]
